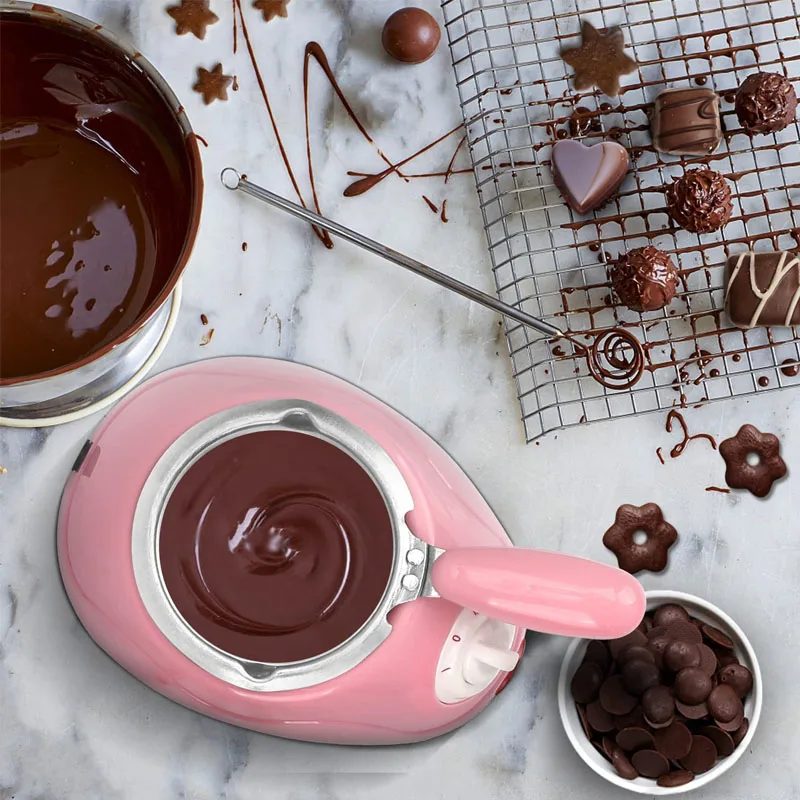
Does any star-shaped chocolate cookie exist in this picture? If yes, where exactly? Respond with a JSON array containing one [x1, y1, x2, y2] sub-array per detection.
[[193, 63, 233, 105], [561, 21, 637, 97], [603, 503, 678, 574], [719, 424, 787, 498], [166, 0, 219, 40], [253, 0, 290, 22]]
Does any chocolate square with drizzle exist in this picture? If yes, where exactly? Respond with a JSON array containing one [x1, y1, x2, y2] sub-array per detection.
[[725, 251, 800, 328], [652, 88, 722, 156]]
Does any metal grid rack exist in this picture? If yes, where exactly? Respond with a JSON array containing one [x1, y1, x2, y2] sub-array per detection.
[[440, 0, 800, 441]]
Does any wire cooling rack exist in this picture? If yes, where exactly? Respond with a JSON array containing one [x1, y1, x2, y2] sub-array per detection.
[[440, 0, 800, 441]]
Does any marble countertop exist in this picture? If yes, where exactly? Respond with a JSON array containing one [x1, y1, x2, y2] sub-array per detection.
[[1, 1, 799, 798]]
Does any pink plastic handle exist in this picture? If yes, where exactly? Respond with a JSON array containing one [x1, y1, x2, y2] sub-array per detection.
[[431, 547, 645, 640]]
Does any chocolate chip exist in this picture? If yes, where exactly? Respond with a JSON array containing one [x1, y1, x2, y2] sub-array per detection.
[[708, 684, 742, 723], [699, 726, 735, 757], [653, 603, 691, 627], [614, 707, 647, 731], [600, 675, 638, 715], [577, 703, 593, 739], [681, 734, 718, 774], [618, 644, 655, 666], [675, 667, 713, 704], [642, 685, 675, 725], [602, 734, 617, 760], [571, 661, 604, 703], [653, 720, 693, 760], [716, 649, 739, 668], [616, 726, 654, 752], [611, 744, 639, 780], [636, 616, 653, 635], [702, 623, 734, 649], [675, 698, 710, 720], [717, 663, 753, 698], [586, 699, 616, 733], [731, 717, 750, 746], [716, 707, 745, 732], [697, 644, 718, 677], [622, 659, 661, 696], [657, 770, 695, 787], [632, 749, 670, 779], [608, 630, 647, 660], [584, 640, 611, 671], [664, 640, 701, 672], [666, 620, 703, 645]]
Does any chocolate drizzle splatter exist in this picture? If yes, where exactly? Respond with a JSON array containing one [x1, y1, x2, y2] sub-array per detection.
[[665, 411, 717, 459]]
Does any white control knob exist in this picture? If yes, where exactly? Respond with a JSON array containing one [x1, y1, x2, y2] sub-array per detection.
[[435, 609, 520, 703]]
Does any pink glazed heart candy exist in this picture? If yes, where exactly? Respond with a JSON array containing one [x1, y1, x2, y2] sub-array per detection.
[[551, 140, 630, 214]]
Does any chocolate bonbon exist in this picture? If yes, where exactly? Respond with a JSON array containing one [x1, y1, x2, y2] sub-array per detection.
[[382, 8, 441, 64], [666, 168, 733, 233], [560, 21, 637, 97], [719, 424, 787, 498], [610, 246, 678, 312], [551, 140, 629, 214], [724, 251, 800, 328], [602, 503, 678, 574], [735, 72, 798, 135], [572, 602, 755, 784], [652, 88, 722, 155]]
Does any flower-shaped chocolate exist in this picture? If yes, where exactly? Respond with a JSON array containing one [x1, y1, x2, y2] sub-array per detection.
[[666, 168, 733, 234], [719, 424, 787, 498], [603, 503, 678, 574]]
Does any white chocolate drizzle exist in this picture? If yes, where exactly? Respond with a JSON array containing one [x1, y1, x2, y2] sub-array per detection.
[[725, 251, 800, 328]]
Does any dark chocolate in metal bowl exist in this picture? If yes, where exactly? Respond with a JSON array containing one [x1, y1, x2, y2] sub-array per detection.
[[0, 2, 202, 422]]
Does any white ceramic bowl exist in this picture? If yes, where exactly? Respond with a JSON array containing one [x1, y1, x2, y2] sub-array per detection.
[[558, 590, 762, 795]]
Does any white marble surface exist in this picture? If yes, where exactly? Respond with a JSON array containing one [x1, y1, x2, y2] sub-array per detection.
[[2, 1, 800, 798]]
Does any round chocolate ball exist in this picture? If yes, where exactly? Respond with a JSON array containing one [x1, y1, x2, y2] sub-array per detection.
[[610, 246, 679, 312], [382, 8, 441, 64], [666, 168, 733, 233], [735, 72, 798, 135]]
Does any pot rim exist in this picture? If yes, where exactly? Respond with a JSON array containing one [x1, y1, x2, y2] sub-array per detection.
[[0, 1, 203, 387]]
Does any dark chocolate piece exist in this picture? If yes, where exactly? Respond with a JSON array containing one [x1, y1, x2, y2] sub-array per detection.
[[735, 72, 798, 135], [665, 620, 703, 645], [702, 623, 734, 650], [697, 644, 718, 677], [680, 735, 718, 774], [253, 0, 290, 22], [731, 718, 750, 746], [587, 699, 617, 733], [675, 699, 710, 720], [610, 744, 639, 780], [610, 246, 678, 312], [652, 88, 722, 155], [657, 770, 695, 787], [599, 675, 638, 715], [725, 251, 800, 328], [653, 721, 693, 760], [631, 749, 670, 779], [608, 629, 647, 660], [707, 685, 742, 723], [674, 668, 712, 705], [622, 659, 661, 696], [664, 641, 701, 672], [193, 63, 234, 104], [642, 685, 675, 725], [602, 503, 678, 574], [719, 424, 787, 497], [717, 664, 753, 698], [551, 140, 629, 214], [382, 8, 441, 64], [616, 726, 654, 752], [666, 168, 733, 233], [166, 0, 219, 39], [653, 604, 690, 628], [716, 708, 745, 732], [560, 21, 637, 97], [699, 726, 735, 758], [619, 645, 656, 666], [571, 661, 604, 703], [584, 640, 611, 671]]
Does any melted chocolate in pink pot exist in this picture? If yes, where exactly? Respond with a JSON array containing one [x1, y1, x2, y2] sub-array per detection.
[[0, 15, 194, 380], [159, 431, 395, 663]]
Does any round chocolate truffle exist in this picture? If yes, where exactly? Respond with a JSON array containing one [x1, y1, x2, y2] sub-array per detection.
[[735, 72, 798, 135], [382, 8, 441, 64], [666, 168, 733, 233], [610, 246, 679, 312]]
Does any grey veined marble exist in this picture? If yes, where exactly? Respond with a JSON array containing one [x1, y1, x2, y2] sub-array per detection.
[[2, 1, 799, 799]]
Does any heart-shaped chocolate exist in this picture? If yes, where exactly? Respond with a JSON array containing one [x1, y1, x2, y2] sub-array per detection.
[[551, 140, 630, 214]]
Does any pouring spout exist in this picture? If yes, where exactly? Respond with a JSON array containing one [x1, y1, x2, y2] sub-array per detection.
[[431, 547, 645, 640]]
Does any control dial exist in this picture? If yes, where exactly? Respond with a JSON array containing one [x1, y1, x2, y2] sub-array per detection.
[[435, 608, 520, 703]]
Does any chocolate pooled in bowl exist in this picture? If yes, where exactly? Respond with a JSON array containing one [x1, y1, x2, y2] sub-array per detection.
[[0, 11, 201, 383]]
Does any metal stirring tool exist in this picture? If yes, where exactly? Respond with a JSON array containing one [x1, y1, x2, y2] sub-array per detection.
[[220, 169, 644, 390]]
